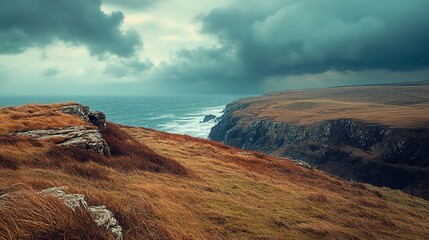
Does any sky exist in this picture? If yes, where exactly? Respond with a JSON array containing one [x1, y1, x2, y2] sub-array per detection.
[[0, 0, 429, 96]]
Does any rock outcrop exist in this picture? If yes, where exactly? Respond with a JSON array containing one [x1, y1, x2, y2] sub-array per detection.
[[89, 111, 107, 131], [89, 205, 123, 239], [13, 104, 110, 155], [203, 114, 217, 123], [60, 104, 91, 122], [39, 187, 123, 240], [15, 126, 110, 155], [209, 101, 429, 200], [60, 104, 106, 131], [39, 187, 88, 210]]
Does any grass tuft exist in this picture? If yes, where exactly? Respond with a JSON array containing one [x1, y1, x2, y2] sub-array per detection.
[[0, 190, 113, 240]]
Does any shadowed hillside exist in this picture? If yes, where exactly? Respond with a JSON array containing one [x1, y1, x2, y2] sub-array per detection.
[[1, 103, 429, 239]]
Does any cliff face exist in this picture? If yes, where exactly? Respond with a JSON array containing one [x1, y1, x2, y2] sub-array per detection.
[[209, 85, 429, 200]]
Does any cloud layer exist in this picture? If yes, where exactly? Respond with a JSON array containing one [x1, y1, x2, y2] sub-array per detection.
[[200, 0, 429, 74], [1, 0, 429, 95], [0, 0, 142, 57], [152, 0, 429, 93], [103, 0, 159, 10]]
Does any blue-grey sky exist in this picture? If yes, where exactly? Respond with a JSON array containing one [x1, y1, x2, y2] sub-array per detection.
[[1, 0, 429, 96]]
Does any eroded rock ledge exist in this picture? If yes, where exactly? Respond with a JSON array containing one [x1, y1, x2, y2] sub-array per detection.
[[15, 126, 110, 155], [60, 104, 107, 131], [13, 104, 110, 155]]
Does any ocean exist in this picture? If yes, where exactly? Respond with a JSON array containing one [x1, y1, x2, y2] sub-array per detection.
[[0, 95, 242, 138]]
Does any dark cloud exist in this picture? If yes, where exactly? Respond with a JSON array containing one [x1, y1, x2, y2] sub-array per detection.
[[0, 0, 142, 57], [102, 0, 159, 10], [155, 0, 429, 93], [197, 0, 429, 75], [155, 46, 260, 93], [104, 58, 153, 78], [124, 58, 153, 73]]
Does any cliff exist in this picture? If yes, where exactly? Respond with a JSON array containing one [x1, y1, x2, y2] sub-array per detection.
[[210, 83, 429, 200], [1, 103, 429, 239]]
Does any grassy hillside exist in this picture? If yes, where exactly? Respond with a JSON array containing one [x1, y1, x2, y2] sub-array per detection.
[[1, 103, 429, 239], [233, 84, 429, 128]]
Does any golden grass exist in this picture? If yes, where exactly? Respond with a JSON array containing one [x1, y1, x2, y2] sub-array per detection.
[[234, 85, 429, 128], [0, 103, 91, 135], [0, 189, 113, 240], [0, 103, 429, 239], [122, 127, 429, 239], [0, 127, 189, 177]]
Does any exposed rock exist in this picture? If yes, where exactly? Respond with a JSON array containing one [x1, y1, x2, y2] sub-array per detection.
[[39, 187, 87, 210], [39, 187, 123, 240], [89, 205, 123, 239], [13, 104, 110, 155], [60, 104, 107, 131], [60, 104, 90, 122], [89, 111, 107, 131], [15, 126, 110, 155], [209, 102, 429, 200], [203, 114, 217, 123]]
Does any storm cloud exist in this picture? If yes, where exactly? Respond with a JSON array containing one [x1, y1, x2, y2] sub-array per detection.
[[0, 0, 142, 57], [201, 0, 429, 74], [104, 58, 153, 78], [156, 0, 429, 92], [155, 46, 255, 93], [1, 0, 429, 95], [103, 0, 159, 10]]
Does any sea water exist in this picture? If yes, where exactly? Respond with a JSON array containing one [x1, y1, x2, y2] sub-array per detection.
[[0, 95, 242, 138]]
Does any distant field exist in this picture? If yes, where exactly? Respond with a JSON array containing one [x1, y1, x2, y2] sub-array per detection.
[[234, 83, 429, 128]]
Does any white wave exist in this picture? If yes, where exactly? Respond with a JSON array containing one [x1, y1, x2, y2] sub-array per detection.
[[158, 105, 225, 138], [147, 114, 176, 120]]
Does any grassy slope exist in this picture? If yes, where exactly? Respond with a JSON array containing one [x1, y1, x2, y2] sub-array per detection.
[[0, 104, 429, 239], [0, 103, 91, 135], [234, 84, 429, 128]]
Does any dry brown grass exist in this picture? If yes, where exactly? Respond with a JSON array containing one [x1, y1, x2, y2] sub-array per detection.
[[63, 161, 111, 181], [101, 123, 189, 176], [124, 126, 429, 239], [0, 190, 113, 240], [0, 123, 188, 178], [234, 85, 429, 128], [0, 103, 91, 135], [0, 103, 429, 239]]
